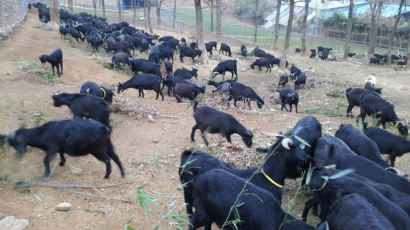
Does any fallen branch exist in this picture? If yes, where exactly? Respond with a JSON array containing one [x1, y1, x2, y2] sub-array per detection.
[[11, 70, 35, 80], [16, 181, 123, 189], [260, 131, 285, 138], [46, 154, 61, 180], [64, 189, 133, 203]]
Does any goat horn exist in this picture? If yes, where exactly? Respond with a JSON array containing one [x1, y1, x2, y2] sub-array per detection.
[[385, 167, 406, 177], [281, 137, 293, 150], [324, 164, 336, 169], [260, 131, 286, 138]]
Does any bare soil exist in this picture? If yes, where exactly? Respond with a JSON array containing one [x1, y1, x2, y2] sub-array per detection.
[[0, 13, 409, 230]]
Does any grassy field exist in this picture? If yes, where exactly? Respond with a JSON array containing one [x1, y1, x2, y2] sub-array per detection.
[[162, 8, 398, 55]]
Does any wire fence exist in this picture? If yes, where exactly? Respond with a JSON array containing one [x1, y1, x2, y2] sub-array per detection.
[[0, 0, 30, 39], [1, 0, 406, 54]]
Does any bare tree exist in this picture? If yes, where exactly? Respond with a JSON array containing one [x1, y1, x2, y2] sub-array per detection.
[[133, 0, 137, 25], [204, 0, 214, 31], [254, 0, 260, 44], [147, 0, 153, 33], [368, 0, 383, 56], [173, 0, 177, 28], [216, 0, 222, 41], [273, 0, 281, 51], [194, 0, 208, 64], [68, 0, 73, 13], [301, 0, 310, 55], [116, 0, 122, 21], [281, 0, 294, 68], [51, 0, 59, 23], [387, 0, 404, 65], [101, 0, 105, 18], [156, 0, 165, 26], [343, 0, 354, 60], [92, 0, 97, 16]]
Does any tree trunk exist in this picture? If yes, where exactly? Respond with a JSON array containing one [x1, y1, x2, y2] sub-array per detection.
[[281, 0, 294, 68], [407, 38, 410, 69], [387, 0, 404, 65], [132, 0, 137, 25], [144, 0, 148, 30], [301, 0, 310, 55], [155, 0, 162, 26], [173, 0, 177, 29], [68, 0, 73, 13], [253, 0, 259, 44], [116, 0, 122, 21], [210, 0, 214, 32], [216, 0, 222, 42], [273, 0, 281, 51], [51, 0, 59, 23], [92, 0, 97, 16], [101, 0, 105, 18], [147, 0, 153, 33], [194, 0, 207, 64], [368, 0, 383, 56], [343, 0, 354, 60]]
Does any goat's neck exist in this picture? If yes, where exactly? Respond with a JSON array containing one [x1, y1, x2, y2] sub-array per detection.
[[23, 128, 44, 148], [262, 151, 288, 186]]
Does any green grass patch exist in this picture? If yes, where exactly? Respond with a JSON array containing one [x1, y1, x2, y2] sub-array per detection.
[[17, 60, 61, 84], [303, 104, 345, 117], [326, 85, 347, 98]]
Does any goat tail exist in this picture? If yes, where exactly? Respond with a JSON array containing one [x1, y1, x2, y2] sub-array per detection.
[[256, 147, 268, 153], [346, 87, 352, 93]]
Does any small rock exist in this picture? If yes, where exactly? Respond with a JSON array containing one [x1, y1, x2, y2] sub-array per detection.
[[56, 202, 71, 211], [147, 115, 155, 123], [0, 216, 29, 230]]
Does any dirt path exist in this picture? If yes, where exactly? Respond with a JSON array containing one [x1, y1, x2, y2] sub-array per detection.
[[0, 13, 409, 229]]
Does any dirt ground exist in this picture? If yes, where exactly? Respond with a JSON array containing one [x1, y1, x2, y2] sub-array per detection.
[[0, 12, 409, 230]]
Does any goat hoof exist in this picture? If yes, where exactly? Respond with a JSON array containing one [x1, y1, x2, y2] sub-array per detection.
[[59, 161, 65, 166]]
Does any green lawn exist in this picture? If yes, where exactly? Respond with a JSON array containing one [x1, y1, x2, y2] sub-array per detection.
[[162, 8, 399, 55]]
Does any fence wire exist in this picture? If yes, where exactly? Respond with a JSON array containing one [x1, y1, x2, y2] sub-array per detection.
[[0, 0, 30, 39]]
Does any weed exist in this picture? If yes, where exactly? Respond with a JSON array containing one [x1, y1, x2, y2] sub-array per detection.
[[303, 104, 345, 117], [326, 85, 347, 98], [17, 60, 60, 84], [136, 184, 159, 219], [109, 114, 122, 127]]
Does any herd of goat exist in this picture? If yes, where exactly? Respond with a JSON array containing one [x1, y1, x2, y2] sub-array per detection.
[[1, 3, 409, 230]]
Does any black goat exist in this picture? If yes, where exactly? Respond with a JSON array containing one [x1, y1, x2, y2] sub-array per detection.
[[37, 5, 50, 23], [253, 46, 266, 57], [370, 57, 381, 65], [117, 74, 164, 100], [7, 119, 124, 178], [161, 74, 189, 96], [182, 115, 321, 217], [348, 52, 356, 57], [335, 124, 389, 168], [312, 136, 410, 194], [174, 67, 198, 80], [364, 124, 410, 167], [309, 49, 316, 58], [218, 43, 232, 56], [278, 73, 289, 88], [290, 72, 307, 90], [278, 89, 299, 113], [179, 46, 202, 63], [240, 44, 247, 57], [250, 58, 271, 72], [191, 102, 253, 147], [289, 64, 302, 77], [325, 194, 395, 230], [52, 93, 110, 127], [189, 169, 317, 230], [358, 93, 408, 136], [68, 27, 83, 42], [86, 31, 103, 51], [159, 45, 174, 63], [305, 168, 410, 230], [164, 61, 173, 74], [228, 82, 264, 109], [211, 60, 238, 80], [173, 83, 205, 102], [345, 87, 381, 117], [59, 24, 69, 39], [205, 41, 217, 55], [295, 48, 301, 53], [110, 51, 131, 69], [129, 58, 161, 77], [189, 41, 198, 49], [364, 82, 382, 94], [207, 79, 234, 95], [39, 48, 63, 77], [80, 81, 114, 104]]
